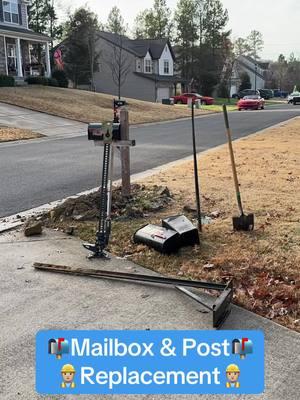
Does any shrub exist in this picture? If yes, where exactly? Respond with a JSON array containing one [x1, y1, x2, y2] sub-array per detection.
[[239, 72, 252, 91], [47, 78, 59, 87], [0, 75, 15, 87], [26, 76, 49, 85], [52, 70, 68, 88]]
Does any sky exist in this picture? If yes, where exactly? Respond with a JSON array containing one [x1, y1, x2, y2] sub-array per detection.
[[57, 0, 300, 61]]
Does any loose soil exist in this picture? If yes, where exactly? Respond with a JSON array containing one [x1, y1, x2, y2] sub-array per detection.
[[0, 86, 213, 125], [44, 117, 300, 332], [0, 126, 44, 142]]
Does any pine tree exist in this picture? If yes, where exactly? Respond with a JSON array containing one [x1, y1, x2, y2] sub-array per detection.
[[234, 37, 251, 57], [106, 6, 127, 35], [133, 0, 172, 39], [105, 7, 131, 99], [63, 8, 101, 88], [246, 30, 264, 59], [202, 0, 230, 53], [174, 0, 198, 80]]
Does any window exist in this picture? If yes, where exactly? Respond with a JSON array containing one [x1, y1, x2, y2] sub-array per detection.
[[164, 60, 169, 74], [145, 59, 152, 73], [3, 0, 19, 24]]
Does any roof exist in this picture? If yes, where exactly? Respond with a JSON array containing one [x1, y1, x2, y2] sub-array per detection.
[[134, 72, 186, 83], [0, 24, 51, 41], [98, 31, 175, 60], [240, 55, 270, 71], [238, 59, 265, 80]]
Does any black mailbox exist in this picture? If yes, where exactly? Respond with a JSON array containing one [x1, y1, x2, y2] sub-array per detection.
[[114, 99, 126, 108]]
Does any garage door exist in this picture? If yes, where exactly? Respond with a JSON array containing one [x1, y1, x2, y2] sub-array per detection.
[[157, 87, 170, 102]]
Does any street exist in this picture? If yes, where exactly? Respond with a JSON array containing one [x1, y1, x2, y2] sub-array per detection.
[[0, 103, 299, 217]]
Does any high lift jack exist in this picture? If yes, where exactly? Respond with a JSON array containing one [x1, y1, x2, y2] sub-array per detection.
[[34, 102, 233, 329]]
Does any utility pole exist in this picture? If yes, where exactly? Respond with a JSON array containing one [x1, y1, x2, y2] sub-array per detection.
[[255, 62, 257, 91]]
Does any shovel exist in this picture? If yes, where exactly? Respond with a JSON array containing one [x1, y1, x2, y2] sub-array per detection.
[[222, 105, 254, 231]]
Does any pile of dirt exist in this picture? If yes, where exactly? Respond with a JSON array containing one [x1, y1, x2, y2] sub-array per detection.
[[46, 184, 174, 223]]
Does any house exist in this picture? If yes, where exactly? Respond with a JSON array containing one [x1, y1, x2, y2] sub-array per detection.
[[93, 31, 184, 102], [230, 55, 270, 96], [0, 0, 51, 81]]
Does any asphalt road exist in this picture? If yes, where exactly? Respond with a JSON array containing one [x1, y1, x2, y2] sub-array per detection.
[[1, 104, 299, 217]]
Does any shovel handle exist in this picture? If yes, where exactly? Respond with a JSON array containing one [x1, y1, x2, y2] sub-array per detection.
[[222, 105, 244, 215]]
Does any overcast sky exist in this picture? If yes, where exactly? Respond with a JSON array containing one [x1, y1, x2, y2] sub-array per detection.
[[57, 0, 300, 60]]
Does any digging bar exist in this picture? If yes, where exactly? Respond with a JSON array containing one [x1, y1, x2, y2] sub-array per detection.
[[33, 262, 233, 329]]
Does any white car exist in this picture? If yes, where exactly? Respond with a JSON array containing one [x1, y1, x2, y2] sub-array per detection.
[[288, 92, 300, 104]]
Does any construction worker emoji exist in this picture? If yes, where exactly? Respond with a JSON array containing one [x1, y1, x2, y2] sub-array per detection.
[[61, 364, 76, 388], [226, 364, 240, 388]]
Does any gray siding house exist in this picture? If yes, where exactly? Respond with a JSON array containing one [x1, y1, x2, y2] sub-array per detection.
[[0, 0, 51, 79], [93, 31, 183, 102]]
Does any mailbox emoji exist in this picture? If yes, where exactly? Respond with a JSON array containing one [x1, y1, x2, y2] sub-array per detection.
[[48, 338, 69, 359], [232, 338, 253, 359]]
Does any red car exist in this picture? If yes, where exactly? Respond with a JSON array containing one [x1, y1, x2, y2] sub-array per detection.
[[237, 95, 265, 111], [171, 92, 214, 105]]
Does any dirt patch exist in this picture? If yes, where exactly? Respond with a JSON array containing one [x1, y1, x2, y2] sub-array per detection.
[[44, 184, 174, 225], [0, 126, 44, 142], [0, 86, 214, 125], [43, 117, 300, 332]]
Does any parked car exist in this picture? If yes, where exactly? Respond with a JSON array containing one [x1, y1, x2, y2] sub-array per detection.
[[237, 95, 265, 111], [258, 89, 273, 99], [273, 89, 288, 98], [171, 93, 214, 105], [232, 89, 260, 99], [292, 96, 300, 105], [287, 91, 300, 104]]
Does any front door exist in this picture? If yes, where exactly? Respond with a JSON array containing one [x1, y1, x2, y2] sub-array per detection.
[[7, 43, 17, 76]]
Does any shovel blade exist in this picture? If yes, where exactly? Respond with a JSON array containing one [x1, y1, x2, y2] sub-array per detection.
[[232, 213, 254, 231]]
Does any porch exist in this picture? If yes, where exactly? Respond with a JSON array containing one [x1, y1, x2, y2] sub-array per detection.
[[0, 26, 51, 79]]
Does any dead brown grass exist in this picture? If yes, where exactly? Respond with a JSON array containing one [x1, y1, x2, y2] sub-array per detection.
[[0, 126, 44, 142], [46, 117, 300, 331], [0, 86, 213, 125], [130, 117, 300, 331]]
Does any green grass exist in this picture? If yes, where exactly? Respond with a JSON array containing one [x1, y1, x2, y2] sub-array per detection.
[[214, 97, 238, 105], [200, 97, 238, 112]]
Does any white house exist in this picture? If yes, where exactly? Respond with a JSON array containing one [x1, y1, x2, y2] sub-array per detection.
[[230, 55, 270, 96]]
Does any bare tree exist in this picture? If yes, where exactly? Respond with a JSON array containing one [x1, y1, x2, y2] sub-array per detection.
[[106, 36, 131, 99]]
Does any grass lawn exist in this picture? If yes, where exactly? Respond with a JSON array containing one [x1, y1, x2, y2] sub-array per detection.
[[0, 126, 44, 142], [0, 86, 214, 125], [45, 117, 300, 332], [202, 97, 238, 112]]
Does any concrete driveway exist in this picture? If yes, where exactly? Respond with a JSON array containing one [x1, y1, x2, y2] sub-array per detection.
[[0, 102, 86, 138], [0, 228, 299, 400]]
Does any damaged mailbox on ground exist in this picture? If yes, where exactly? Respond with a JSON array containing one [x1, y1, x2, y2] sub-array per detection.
[[134, 215, 200, 254]]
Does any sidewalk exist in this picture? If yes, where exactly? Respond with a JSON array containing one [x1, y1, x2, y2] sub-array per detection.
[[0, 102, 86, 138], [0, 228, 299, 400]]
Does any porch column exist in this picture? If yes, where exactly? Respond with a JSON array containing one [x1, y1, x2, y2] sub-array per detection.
[[45, 42, 51, 77], [16, 38, 23, 78], [3, 36, 8, 75]]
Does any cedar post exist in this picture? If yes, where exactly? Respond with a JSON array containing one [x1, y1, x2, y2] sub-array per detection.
[[119, 109, 131, 197]]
